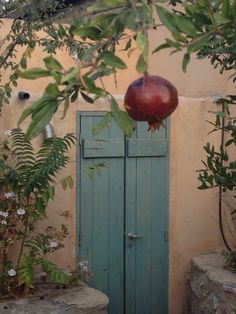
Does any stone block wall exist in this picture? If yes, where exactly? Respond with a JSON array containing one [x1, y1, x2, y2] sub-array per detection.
[[188, 252, 236, 314]]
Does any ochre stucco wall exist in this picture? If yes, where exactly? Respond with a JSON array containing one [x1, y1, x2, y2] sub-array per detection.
[[1, 18, 233, 314]]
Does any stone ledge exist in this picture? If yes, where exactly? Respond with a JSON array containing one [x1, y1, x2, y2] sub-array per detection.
[[188, 251, 236, 314], [0, 283, 109, 314]]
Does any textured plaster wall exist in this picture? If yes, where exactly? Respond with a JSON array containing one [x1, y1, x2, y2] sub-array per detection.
[[168, 98, 222, 314], [148, 24, 234, 314], [0, 18, 234, 314]]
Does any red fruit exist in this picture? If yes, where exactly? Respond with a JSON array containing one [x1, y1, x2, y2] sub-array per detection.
[[124, 75, 178, 131]]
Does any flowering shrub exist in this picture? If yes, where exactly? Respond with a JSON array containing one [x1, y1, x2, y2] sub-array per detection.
[[0, 128, 76, 298]]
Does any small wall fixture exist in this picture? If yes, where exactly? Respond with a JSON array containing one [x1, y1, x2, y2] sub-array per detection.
[[43, 123, 55, 140], [18, 91, 30, 100]]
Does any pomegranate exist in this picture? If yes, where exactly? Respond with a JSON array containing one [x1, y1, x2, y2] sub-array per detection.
[[124, 75, 178, 131]]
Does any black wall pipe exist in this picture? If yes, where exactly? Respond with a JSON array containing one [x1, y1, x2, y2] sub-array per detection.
[[18, 91, 30, 100]]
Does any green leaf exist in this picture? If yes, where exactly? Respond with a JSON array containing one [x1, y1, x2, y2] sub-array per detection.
[[18, 254, 34, 288], [80, 91, 94, 103], [83, 75, 105, 96], [47, 28, 58, 40], [19, 68, 51, 80], [156, 5, 179, 34], [73, 26, 102, 40], [126, 11, 136, 29], [136, 54, 147, 73], [58, 24, 66, 38], [67, 176, 74, 189], [102, 51, 127, 69], [173, 15, 198, 36], [62, 97, 70, 120], [44, 56, 63, 71], [182, 52, 190, 72], [71, 88, 79, 103], [18, 97, 52, 126], [152, 42, 171, 54], [25, 100, 58, 139], [47, 186, 55, 200], [136, 32, 149, 62], [61, 67, 78, 84], [61, 178, 67, 190], [20, 57, 27, 70], [188, 34, 210, 53], [207, 157, 213, 170], [45, 84, 61, 97], [37, 258, 70, 284], [231, 0, 236, 19], [52, 71, 62, 84], [92, 112, 112, 135], [213, 13, 230, 25], [222, 0, 230, 17], [230, 161, 236, 169], [88, 0, 127, 11], [111, 97, 133, 137], [90, 68, 114, 80], [86, 162, 106, 179], [35, 197, 47, 217]]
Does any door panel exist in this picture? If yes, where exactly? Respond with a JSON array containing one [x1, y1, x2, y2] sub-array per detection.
[[127, 139, 167, 157], [78, 113, 168, 314], [83, 139, 125, 158], [125, 124, 168, 314], [78, 114, 125, 314]]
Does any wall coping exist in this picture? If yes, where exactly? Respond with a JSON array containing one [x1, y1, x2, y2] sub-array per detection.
[[0, 283, 109, 314], [188, 251, 236, 314]]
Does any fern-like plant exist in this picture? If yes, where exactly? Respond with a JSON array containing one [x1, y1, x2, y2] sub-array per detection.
[[0, 128, 76, 298]]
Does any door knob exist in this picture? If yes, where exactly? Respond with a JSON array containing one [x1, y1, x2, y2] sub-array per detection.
[[127, 232, 144, 240]]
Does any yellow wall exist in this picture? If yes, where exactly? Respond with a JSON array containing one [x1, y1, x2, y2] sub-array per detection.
[[1, 18, 233, 314]]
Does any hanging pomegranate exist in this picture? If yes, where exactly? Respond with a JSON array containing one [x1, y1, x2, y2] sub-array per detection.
[[124, 75, 178, 131]]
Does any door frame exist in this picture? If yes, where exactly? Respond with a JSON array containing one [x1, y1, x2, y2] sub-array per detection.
[[76, 111, 170, 313]]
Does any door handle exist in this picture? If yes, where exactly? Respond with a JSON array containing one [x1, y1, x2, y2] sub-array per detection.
[[127, 232, 144, 240]]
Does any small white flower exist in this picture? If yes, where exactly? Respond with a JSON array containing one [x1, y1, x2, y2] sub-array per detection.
[[0, 220, 7, 225], [4, 192, 16, 199], [49, 241, 58, 248], [4, 130, 12, 136], [81, 265, 88, 272], [8, 269, 16, 277], [0, 211, 9, 218], [78, 260, 89, 272], [17, 208, 26, 216]]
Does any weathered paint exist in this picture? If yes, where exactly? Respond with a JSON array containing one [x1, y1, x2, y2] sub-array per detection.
[[78, 113, 168, 314], [0, 17, 232, 314]]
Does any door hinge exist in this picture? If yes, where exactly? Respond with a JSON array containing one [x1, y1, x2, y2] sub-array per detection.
[[164, 228, 168, 242], [78, 234, 81, 247], [78, 135, 83, 146]]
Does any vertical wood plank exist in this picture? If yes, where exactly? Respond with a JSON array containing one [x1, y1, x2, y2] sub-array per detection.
[[79, 116, 94, 268], [150, 158, 168, 314], [108, 120, 125, 314], [125, 126, 137, 314]]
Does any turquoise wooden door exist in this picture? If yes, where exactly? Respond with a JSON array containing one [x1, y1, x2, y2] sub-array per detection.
[[77, 112, 168, 314]]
